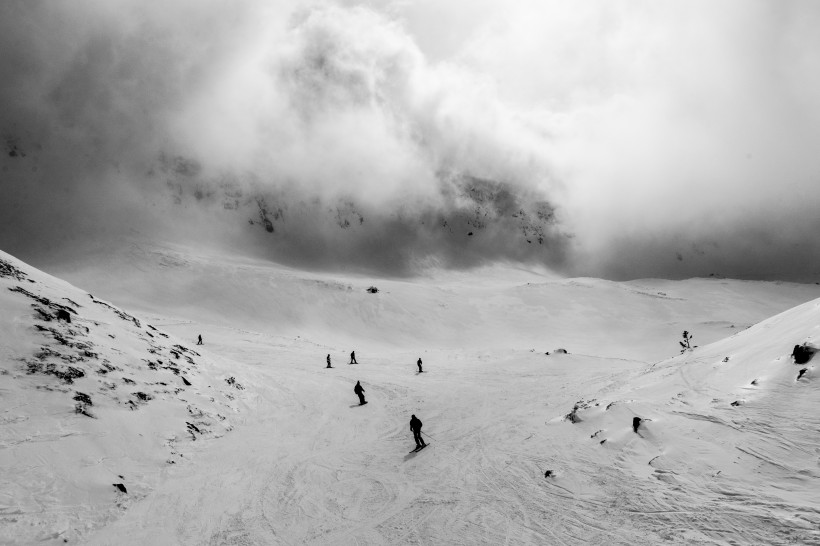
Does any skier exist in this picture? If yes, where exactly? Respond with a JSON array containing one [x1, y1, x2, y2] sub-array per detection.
[[417, 357, 423, 373], [410, 414, 426, 449], [632, 416, 642, 433], [354, 381, 366, 405], [196, 334, 203, 346], [349, 351, 358, 365], [326, 354, 332, 368]]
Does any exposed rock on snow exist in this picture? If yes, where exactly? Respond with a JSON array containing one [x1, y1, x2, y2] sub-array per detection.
[[792, 343, 817, 364], [0, 250, 247, 545]]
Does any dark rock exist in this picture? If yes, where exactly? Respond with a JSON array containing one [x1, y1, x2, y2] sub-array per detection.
[[792, 344, 817, 365], [0, 259, 27, 280], [90, 296, 140, 327], [73, 392, 92, 406], [112, 483, 127, 494], [225, 376, 244, 390], [27, 359, 85, 384], [56, 309, 71, 322], [797, 368, 808, 380], [10, 286, 76, 316]]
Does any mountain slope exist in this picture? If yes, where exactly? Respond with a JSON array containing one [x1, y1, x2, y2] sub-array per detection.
[[556, 297, 820, 544], [3, 246, 820, 544], [0, 251, 248, 545], [47, 239, 820, 361]]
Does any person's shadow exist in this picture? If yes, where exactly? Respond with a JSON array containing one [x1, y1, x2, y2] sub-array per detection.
[[403, 451, 421, 461]]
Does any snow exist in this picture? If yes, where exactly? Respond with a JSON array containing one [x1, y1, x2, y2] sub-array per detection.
[[2, 245, 820, 544]]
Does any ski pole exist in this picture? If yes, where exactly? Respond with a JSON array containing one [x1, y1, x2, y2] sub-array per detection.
[[421, 430, 435, 441]]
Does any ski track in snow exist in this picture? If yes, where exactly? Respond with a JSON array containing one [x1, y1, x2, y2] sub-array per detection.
[[82, 337, 662, 545], [3, 247, 820, 544]]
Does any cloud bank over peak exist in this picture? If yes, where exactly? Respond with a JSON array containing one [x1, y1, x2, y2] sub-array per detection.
[[2, 1, 820, 280]]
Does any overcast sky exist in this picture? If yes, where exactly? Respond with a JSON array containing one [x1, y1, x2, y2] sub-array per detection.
[[1, 0, 819, 280]]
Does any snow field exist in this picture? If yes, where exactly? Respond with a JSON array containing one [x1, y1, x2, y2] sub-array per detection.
[[3, 245, 820, 544]]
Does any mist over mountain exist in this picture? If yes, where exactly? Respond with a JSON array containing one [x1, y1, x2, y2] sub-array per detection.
[[2, 1, 820, 280]]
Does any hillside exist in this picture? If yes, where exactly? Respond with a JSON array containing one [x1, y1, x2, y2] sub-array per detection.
[[0, 251, 249, 545], [2, 246, 819, 544], [547, 298, 820, 544]]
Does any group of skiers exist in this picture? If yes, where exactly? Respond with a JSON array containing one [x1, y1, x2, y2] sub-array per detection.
[[326, 351, 359, 368], [325, 351, 421, 373], [325, 350, 428, 450]]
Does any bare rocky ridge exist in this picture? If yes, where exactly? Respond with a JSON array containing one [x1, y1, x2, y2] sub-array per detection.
[[152, 153, 567, 271]]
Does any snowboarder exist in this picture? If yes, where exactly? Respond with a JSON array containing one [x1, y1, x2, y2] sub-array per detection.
[[196, 334, 203, 345], [326, 354, 332, 368], [417, 358, 423, 373], [410, 414, 426, 449], [349, 351, 358, 364], [632, 416, 642, 433], [354, 381, 366, 405]]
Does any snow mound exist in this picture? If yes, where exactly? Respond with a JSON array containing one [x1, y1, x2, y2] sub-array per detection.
[[0, 250, 248, 545], [557, 296, 820, 544]]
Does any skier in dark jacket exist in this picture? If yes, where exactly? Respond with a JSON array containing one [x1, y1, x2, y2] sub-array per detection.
[[326, 354, 332, 368], [410, 414, 426, 448], [197, 334, 203, 345], [350, 351, 358, 364], [417, 358, 423, 373], [633, 416, 642, 433], [354, 381, 366, 405]]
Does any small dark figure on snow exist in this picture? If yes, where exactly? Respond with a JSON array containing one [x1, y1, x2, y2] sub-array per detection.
[[417, 358, 423, 373], [326, 354, 332, 368], [410, 414, 426, 448], [196, 334, 203, 346], [354, 381, 366, 405], [632, 416, 642, 433], [350, 351, 358, 365]]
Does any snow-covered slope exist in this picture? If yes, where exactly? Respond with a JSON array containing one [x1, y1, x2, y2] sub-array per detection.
[[49, 239, 820, 361], [3, 245, 820, 544], [550, 298, 820, 544], [0, 251, 249, 545]]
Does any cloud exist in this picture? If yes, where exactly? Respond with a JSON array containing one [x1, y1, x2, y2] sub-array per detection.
[[414, 0, 820, 280], [1, 0, 820, 280]]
